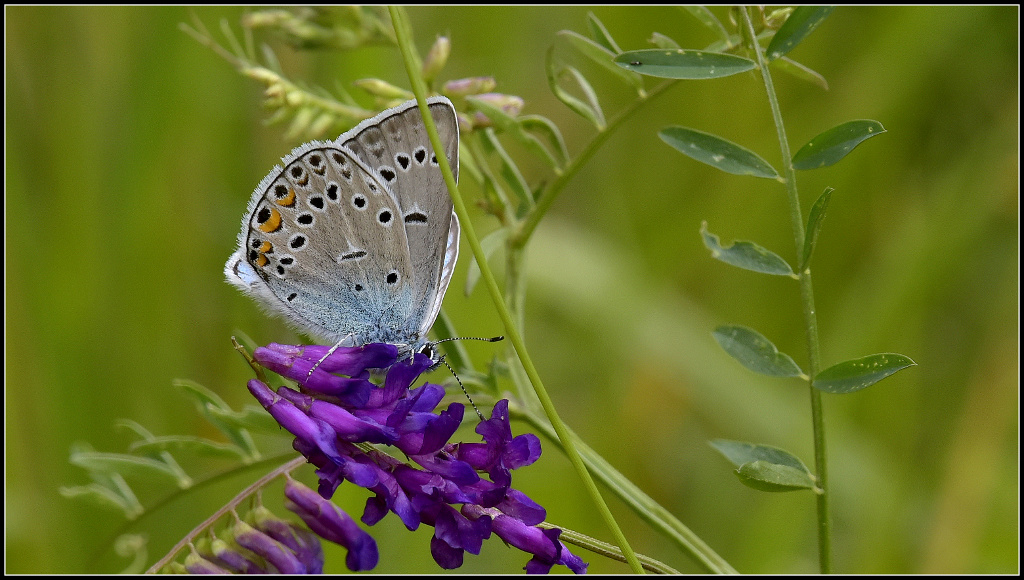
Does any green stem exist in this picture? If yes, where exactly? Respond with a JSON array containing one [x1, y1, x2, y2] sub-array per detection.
[[515, 404, 739, 574], [388, 6, 644, 574], [739, 7, 831, 573], [511, 79, 677, 250]]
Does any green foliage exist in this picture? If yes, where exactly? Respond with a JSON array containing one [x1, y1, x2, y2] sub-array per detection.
[[7, 5, 1016, 575], [792, 120, 887, 170], [659, 127, 780, 178], [615, 49, 756, 79], [713, 325, 804, 378], [701, 223, 795, 276], [814, 353, 917, 394]]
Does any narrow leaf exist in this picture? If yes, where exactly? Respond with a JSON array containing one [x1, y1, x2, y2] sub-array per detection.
[[69, 451, 192, 487], [175, 379, 261, 456], [710, 440, 816, 492], [479, 128, 532, 209], [205, 403, 279, 434], [682, 6, 729, 42], [801, 187, 834, 269], [766, 6, 835, 61], [561, 65, 607, 130], [709, 440, 810, 471], [814, 353, 916, 394], [713, 325, 804, 378], [772, 56, 829, 90], [648, 32, 681, 50], [737, 461, 817, 492], [130, 436, 250, 460], [519, 115, 569, 167], [586, 12, 622, 53], [701, 222, 795, 276], [465, 228, 509, 295], [60, 484, 144, 519], [615, 49, 755, 79], [545, 47, 606, 131], [792, 120, 886, 170], [557, 30, 643, 91], [660, 127, 779, 178]]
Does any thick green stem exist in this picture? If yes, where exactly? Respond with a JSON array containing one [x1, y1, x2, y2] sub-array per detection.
[[739, 6, 831, 573], [388, 6, 644, 574]]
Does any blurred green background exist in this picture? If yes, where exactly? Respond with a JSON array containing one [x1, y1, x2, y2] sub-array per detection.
[[6, 6, 1017, 574]]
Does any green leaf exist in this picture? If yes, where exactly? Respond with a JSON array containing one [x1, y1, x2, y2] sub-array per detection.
[[801, 187, 834, 269], [519, 115, 569, 167], [479, 128, 532, 210], [814, 353, 917, 394], [765, 5, 835, 61], [206, 403, 279, 434], [709, 440, 816, 492], [465, 228, 509, 296], [713, 325, 804, 378], [175, 379, 261, 457], [682, 6, 729, 42], [69, 451, 192, 488], [736, 461, 817, 492], [772, 56, 829, 90], [467, 94, 561, 169], [60, 483, 144, 519], [557, 30, 644, 91], [648, 32, 680, 50], [545, 47, 606, 131], [129, 436, 251, 461], [710, 440, 809, 470], [700, 222, 795, 276], [792, 120, 886, 170], [586, 12, 621, 53], [615, 49, 756, 79], [660, 127, 779, 178], [561, 65, 607, 130]]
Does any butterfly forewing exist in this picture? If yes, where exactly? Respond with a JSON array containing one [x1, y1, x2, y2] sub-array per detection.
[[339, 97, 459, 342], [235, 142, 416, 345]]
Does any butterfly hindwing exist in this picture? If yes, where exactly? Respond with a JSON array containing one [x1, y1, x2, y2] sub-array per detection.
[[338, 97, 459, 344]]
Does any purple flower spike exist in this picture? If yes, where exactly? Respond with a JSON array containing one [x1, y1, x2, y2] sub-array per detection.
[[245, 341, 588, 573], [250, 506, 324, 574], [284, 478, 379, 572], [247, 380, 344, 465], [296, 342, 399, 375], [253, 347, 374, 404], [233, 519, 307, 574], [206, 536, 265, 574]]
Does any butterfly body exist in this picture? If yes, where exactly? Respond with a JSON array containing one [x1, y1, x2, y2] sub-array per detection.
[[225, 97, 460, 355]]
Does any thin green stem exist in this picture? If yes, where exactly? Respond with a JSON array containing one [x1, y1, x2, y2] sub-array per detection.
[[514, 403, 739, 574], [739, 6, 830, 573], [145, 455, 307, 573], [388, 6, 643, 574], [511, 79, 677, 250]]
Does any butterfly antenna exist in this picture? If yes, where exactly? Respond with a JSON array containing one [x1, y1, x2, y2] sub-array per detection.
[[432, 335, 504, 346], [439, 356, 485, 421], [431, 335, 503, 422]]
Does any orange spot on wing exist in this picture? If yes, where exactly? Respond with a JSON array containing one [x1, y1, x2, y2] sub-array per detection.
[[259, 208, 282, 233]]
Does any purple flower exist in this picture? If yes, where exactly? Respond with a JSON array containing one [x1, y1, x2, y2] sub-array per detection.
[[284, 478, 379, 572], [246, 342, 587, 574]]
